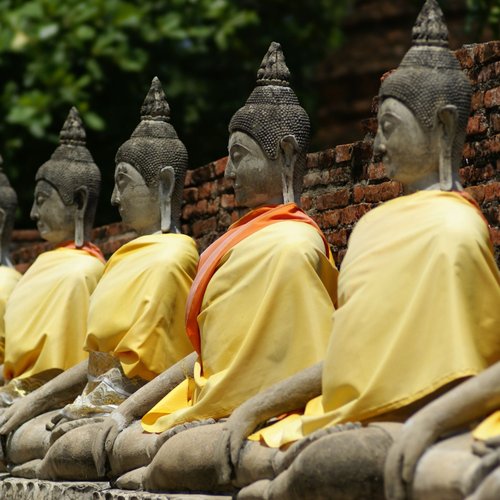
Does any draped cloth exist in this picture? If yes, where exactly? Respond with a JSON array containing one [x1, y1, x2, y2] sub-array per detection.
[[3, 247, 105, 381], [142, 204, 338, 433], [251, 190, 500, 447], [84, 233, 199, 381], [0, 266, 22, 363]]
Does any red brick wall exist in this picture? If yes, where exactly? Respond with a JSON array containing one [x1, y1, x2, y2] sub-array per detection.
[[179, 41, 500, 266], [11, 41, 500, 270]]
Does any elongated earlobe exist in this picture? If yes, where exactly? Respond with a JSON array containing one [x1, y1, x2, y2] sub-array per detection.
[[437, 105, 458, 191], [280, 135, 299, 204], [73, 186, 89, 247], [159, 166, 175, 233]]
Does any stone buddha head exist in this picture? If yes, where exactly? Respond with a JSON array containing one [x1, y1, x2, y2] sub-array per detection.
[[0, 156, 18, 266], [374, 0, 472, 192], [226, 41, 310, 208], [31, 107, 101, 246], [112, 77, 188, 235]]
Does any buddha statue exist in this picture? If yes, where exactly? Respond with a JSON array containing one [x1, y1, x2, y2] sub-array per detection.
[[0, 157, 22, 379], [0, 108, 105, 407], [384, 360, 500, 500], [135, 1, 498, 498], [0, 77, 199, 478], [28, 41, 338, 487]]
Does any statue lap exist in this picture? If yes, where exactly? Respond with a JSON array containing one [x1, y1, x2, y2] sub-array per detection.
[[237, 422, 401, 500], [6, 410, 58, 465], [411, 432, 491, 500], [141, 421, 401, 497], [37, 419, 158, 480]]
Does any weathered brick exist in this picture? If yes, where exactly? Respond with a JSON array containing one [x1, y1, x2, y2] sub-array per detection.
[[367, 162, 386, 180], [491, 113, 500, 133], [335, 144, 352, 163], [465, 185, 485, 204], [184, 170, 194, 187], [485, 87, 500, 108], [479, 135, 500, 154], [306, 152, 320, 169], [330, 228, 348, 247], [478, 61, 500, 83], [191, 164, 214, 184], [197, 182, 213, 199], [192, 217, 217, 237], [467, 114, 488, 136], [329, 167, 351, 185], [220, 194, 235, 209], [491, 227, 500, 246], [471, 91, 484, 111], [303, 171, 323, 188], [301, 195, 312, 211], [484, 182, 500, 202], [196, 199, 208, 214], [362, 181, 401, 203], [320, 209, 341, 228], [214, 157, 228, 177], [462, 142, 476, 160], [207, 198, 220, 215], [182, 204, 195, 220], [475, 41, 500, 65], [455, 46, 474, 69], [184, 187, 198, 203], [353, 184, 365, 203], [316, 189, 350, 210], [340, 204, 372, 225], [319, 149, 336, 169]]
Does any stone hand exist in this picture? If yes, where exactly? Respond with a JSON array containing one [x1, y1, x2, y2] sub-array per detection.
[[217, 409, 263, 485], [384, 417, 440, 500], [91, 412, 131, 478], [0, 394, 38, 435], [49, 416, 106, 445], [154, 418, 217, 452]]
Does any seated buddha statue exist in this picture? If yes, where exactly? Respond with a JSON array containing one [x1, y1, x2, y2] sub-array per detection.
[[0, 108, 105, 408], [0, 157, 22, 381], [0, 77, 198, 476], [136, 1, 498, 497], [384, 359, 500, 500], [33, 41, 338, 486]]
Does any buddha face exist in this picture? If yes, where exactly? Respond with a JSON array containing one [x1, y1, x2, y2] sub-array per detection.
[[225, 131, 283, 208], [31, 180, 75, 243], [374, 98, 439, 186], [111, 162, 160, 234]]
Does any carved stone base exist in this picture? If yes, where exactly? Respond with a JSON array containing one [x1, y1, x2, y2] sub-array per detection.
[[0, 475, 231, 499]]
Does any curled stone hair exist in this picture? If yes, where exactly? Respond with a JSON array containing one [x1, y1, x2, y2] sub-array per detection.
[[0, 155, 18, 214], [379, 0, 472, 166], [35, 107, 101, 226], [229, 41, 311, 197], [115, 77, 188, 227]]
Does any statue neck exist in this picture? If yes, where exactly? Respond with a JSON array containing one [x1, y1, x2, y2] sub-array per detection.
[[403, 169, 462, 194], [0, 224, 14, 267]]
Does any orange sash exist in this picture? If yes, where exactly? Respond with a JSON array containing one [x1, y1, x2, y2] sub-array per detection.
[[185, 203, 331, 356], [57, 241, 106, 264]]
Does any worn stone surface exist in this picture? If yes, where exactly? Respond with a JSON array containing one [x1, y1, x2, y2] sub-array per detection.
[[10, 40, 499, 270], [0, 475, 230, 499]]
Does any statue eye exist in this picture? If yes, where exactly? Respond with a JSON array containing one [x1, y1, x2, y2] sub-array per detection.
[[381, 119, 395, 135]]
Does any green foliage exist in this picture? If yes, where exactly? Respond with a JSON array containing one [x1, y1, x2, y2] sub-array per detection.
[[0, 0, 350, 226], [466, 0, 500, 38], [0, 0, 496, 227]]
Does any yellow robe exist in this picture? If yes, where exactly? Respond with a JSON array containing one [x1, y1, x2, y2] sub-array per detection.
[[142, 220, 338, 433], [84, 233, 199, 381], [3, 248, 104, 381], [252, 190, 500, 447], [0, 266, 22, 363]]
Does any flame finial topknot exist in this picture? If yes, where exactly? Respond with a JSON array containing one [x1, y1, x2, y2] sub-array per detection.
[[256, 42, 290, 87], [140, 77, 171, 122]]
